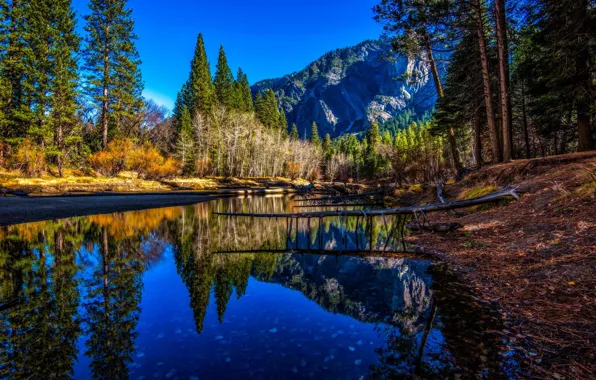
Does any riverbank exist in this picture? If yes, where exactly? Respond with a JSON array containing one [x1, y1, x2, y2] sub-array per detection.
[[400, 152, 596, 378], [0, 187, 303, 226], [0, 169, 311, 195]]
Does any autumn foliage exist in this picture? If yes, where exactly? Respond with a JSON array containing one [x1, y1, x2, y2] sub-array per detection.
[[90, 138, 180, 179], [9, 139, 47, 176], [283, 161, 301, 180]]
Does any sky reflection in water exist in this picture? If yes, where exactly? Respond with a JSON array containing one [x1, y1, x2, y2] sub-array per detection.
[[0, 196, 509, 379]]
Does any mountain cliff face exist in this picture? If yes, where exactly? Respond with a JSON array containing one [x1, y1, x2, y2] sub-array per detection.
[[252, 40, 438, 138]]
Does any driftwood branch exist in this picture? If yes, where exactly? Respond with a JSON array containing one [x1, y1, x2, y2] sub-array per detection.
[[215, 186, 520, 219], [293, 203, 382, 208]]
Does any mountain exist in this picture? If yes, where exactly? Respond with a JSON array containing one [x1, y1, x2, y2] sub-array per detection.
[[252, 40, 439, 138]]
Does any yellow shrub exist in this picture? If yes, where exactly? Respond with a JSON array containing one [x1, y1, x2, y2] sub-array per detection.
[[408, 184, 424, 193], [10, 139, 47, 177], [89, 138, 133, 177], [146, 157, 180, 180], [127, 143, 163, 178], [446, 179, 456, 185], [283, 161, 301, 180]]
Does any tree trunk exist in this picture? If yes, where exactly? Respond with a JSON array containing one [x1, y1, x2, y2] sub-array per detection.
[[576, 0, 594, 151], [473, 0, 502, 163], [474, 111, 483, 167], [521, 82, 531, 158], [424, 34, 462, 171], [495, 0, 512, 160], [56, 120, 63, 177], [101, 24, 110, 150]]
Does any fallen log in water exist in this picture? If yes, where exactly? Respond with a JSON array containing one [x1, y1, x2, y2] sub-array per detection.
[[294, 192, 379, 203], [293, 203, 383, 208], [215, 186, 519, 218]]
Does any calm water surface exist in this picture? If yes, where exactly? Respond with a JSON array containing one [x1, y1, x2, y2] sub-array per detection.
[[0, 196, 511, 379]]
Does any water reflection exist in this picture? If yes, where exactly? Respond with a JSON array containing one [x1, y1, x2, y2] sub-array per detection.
[[0, 196, 510, 379]]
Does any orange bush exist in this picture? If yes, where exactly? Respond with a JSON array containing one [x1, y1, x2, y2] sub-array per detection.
[[89, 138, 133, 177], [126, 143, 163, 178], [283, 161, 301, 180], [146, 157, 180, 180], [10, 139, 47, 176]]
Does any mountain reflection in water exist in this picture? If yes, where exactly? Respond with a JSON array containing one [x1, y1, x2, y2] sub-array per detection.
[[0, 195, 512, 379]]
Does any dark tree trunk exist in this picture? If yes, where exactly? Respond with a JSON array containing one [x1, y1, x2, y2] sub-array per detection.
[[521, 82, 531, 158], [473, 0, 502, 163], [424, 34, 462, 172], [576, 0, 594, 151], [495, 0, 513, 160], [474, 111, 483, 168]]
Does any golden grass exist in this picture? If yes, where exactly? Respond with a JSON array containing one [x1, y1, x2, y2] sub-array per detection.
[[0, 168, 300, 194], [457, 185, 499, 212], [407, 183, 424, 193]]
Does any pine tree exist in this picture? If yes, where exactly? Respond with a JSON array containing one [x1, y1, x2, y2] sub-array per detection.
[[322, 133, 333, 160], [0, 0, 35, 139], [520, 0, 594, 151], [213, 45, 235, 109], [235, 67, 253, 113], [255, 89, 279, 129], [83, 0, 144, 149], [187, 33, 215, 117], [278, 108, 288, 137], [289, 123, 299, 141], [365, 122, 381, 178], [46, 0, 81, 176], [309, 122, 320, 146]]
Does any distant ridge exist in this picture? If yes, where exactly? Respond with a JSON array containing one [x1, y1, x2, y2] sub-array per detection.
[[252, 40, 439, 138]]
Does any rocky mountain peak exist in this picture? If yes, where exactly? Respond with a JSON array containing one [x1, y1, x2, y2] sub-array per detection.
[[252, 40, 438, 138]]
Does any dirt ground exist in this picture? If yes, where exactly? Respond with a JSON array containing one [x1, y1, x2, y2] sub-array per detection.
[[402, 152, 596, 379]]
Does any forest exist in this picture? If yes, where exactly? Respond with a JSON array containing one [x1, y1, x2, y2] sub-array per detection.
[[0, 0, 593, 185]]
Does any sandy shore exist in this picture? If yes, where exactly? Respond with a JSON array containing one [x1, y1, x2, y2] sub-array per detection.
[[0, 187, 302, 226], [0, 193, 219, 226]]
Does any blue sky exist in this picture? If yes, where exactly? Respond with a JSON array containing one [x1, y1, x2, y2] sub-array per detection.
[[71, 0, 383, 111]]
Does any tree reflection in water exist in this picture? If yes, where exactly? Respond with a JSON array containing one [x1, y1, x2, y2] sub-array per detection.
[[0, 195, 511, 379]]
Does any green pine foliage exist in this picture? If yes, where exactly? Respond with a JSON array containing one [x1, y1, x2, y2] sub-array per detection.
[[83, 0, 144, 149], [234, 68, 254, 113], [255, 89, 280, 129], [289, 123, 299, 141], [214, 45, 235, 109], [322, 133, 333, 160], [0, 0, 35, 139], [175, 33, 215, 123], [309, 122, 320, 146]]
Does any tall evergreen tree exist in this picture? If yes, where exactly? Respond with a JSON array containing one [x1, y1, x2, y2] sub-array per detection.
[[309, 121, 320, 146], [278, 108, 288, 137], [255, 89, 279, 129], [213, 45, 235, 109], [322, 133, 333, 160], [0, 0, 34, 139], [289, 123, 299, 141], [83, 0, 144, 149], [520, 0, 594, 151], [182, 33, 215, 119], [235, 67, 253, 113], [46, 0, 80, 176]]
